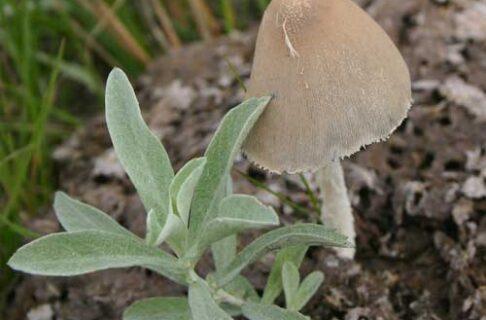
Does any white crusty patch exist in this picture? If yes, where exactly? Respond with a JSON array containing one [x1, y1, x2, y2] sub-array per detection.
[[277, 0, 315, 58], [282, 19, 300, 58]]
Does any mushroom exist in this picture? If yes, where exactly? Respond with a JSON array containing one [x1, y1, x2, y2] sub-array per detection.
[[243, 0, 412, 258]]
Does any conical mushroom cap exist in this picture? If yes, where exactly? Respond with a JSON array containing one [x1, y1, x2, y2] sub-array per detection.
[[243, 0, 412, 173]]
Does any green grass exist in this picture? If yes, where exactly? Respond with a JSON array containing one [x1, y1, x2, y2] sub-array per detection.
[[0, 2, 90, 306], [0, 0, 272, 312]]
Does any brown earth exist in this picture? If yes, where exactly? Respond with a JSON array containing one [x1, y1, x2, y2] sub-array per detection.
[[4, 0, 486, 319]]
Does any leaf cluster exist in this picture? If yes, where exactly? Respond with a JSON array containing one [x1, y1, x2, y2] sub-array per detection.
[[8, 69, 352, 319]]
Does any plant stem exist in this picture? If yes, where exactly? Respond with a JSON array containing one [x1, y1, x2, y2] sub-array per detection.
[[150, 0, 182, 48], [224, 56, 247, 92], [215, 288, 246, 306], [299, 173, 321, 214], [187, 0, 212, 40], [193, 272, 246, 307], [79, 0, 151, 64], [236, 170, 312, 219]]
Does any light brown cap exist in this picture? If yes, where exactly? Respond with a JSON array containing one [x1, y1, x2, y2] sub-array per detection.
[[243, 0, 412, 173]]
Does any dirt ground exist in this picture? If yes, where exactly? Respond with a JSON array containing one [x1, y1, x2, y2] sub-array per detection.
[[4, 0, 486, 319]]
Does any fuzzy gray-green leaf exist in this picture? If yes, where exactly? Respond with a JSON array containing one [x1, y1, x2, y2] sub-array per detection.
[[210, 176, 236, 271], [105, 68, 173, 230], [188, 96, 272, 241], [224, 275, 259, 302], [8, 231, 184, 281], [170, 157, 206, 225], [156, 213, 187, 256], [242, 302, 309, 320], [123, 297, 191, 320], [54, 191, 134, 238], [214, 224, 351, 287], [200, 195, 279, 250], [282, 262, 300, 310], [291, 271, 324, 312], [219, 275, 259, 317], [262, 246, 307, 304], [145, 209, 162, 245], [212, 235, 237, 271], [188, 280, 233, 320]]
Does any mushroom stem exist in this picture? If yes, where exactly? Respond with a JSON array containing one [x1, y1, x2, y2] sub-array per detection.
[[317, 161, 356, 259]]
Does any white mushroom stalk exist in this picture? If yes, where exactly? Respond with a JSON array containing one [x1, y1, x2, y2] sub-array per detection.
[[242, 0, 412, 259], [317, 161, 356, 259]]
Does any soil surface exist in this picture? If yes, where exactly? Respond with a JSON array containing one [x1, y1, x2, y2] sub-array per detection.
[[5, 0, 486, 319]]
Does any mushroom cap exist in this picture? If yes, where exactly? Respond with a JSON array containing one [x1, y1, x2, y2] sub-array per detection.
[[243, 0, 412, 174]]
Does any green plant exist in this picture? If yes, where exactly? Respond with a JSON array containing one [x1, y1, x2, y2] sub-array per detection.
[[0, 0, 273, 310], [8, 69, 351, 319]]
